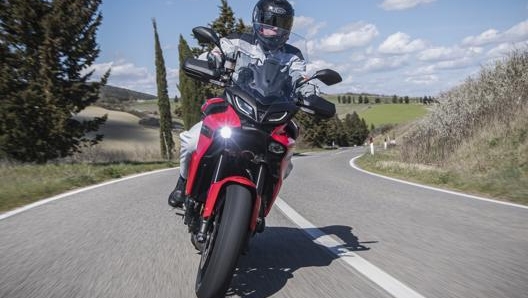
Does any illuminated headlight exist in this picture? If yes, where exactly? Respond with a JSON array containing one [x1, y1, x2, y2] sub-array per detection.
[[268, 141, 285, 154], [220, 126, 232, 139]]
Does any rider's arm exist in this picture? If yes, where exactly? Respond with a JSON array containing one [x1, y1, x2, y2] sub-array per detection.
[[289, 55, 319, 98], [198, 37, 238, 69]]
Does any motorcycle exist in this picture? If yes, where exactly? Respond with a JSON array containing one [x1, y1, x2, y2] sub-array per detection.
[[180, 26, 342, 298]]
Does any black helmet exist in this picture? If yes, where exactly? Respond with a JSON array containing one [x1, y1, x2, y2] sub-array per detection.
[[252, 0, 294, 51]]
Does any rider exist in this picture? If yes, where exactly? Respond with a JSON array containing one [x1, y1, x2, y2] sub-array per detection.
[[169, 0, 321, 208]]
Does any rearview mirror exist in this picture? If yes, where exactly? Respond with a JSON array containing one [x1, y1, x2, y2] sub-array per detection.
[[312, 69, 342, 86], [296, 68, 342, 90], [192, 26, 222, 50]]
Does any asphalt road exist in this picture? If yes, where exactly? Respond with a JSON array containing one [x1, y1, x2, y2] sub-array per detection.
[[1, 148, 527, 298]]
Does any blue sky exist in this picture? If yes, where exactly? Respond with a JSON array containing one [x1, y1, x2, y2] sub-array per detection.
[[92, 0, 528, 98]]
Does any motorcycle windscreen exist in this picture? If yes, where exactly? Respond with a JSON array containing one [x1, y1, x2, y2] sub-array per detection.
[[233, 57, 294, 105]]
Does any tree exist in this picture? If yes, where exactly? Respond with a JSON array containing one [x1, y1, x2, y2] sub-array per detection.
[[210, 0, 235, 38], [178, 0, 248, 130], [0, 0, 109, 163], [343, 112, 369, 146], [153, 19, 174, 160], [210, 0, 248, 38], [178, 35, 203, 130]]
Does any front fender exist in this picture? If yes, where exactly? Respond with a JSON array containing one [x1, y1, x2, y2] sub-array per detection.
[[203, 176, 261, 231]]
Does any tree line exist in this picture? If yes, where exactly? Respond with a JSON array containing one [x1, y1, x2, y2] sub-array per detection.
[[336, 94, 435, 105]]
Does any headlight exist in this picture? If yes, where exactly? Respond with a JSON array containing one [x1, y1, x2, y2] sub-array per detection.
[[220, 126, 232, 139], [268, 141, 285, 154], [234, 96, 255, 119]]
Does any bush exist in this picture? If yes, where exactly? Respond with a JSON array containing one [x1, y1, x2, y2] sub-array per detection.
[[401, 48, 528, 164]]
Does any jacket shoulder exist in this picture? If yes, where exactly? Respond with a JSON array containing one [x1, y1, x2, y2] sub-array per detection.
[[225, 32, 255, 44]]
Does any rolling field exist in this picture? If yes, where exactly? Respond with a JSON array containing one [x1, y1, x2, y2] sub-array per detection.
[[358, 104, 429, 126], [75, 106, 178, 162]]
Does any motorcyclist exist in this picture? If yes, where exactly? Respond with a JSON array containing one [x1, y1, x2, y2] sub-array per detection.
[[169, 0, 321, 208]]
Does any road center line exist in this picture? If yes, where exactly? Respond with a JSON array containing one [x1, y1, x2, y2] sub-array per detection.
[[275, 197, 427, 298]]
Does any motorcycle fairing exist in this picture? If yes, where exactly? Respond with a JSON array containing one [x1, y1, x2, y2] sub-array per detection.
[[185, 99, 241, 196], [202, 176, 262, 232]]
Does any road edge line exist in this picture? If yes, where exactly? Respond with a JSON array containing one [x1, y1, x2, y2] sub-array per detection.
[[0, 167, 178, 221], [349, 156, 528, 210]]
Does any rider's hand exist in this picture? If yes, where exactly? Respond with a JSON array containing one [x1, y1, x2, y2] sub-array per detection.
[[206, 51, 223, 69]]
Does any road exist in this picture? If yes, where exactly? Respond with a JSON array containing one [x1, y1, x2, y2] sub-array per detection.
[[1, 148, 527, 298]]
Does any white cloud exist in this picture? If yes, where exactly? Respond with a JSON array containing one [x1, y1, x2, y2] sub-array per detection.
[[434, 58, 473, 70], [380, 0, 435, 11], [462, 29, 500, 47], [503, 20, 528, 42], [306, 59, 336, 75], [361, 55, 409, 72], [407, 65, 436, 76], [405, 74, 439, 85], [378, 32, 427, 54], [462, 20, 528, 47], [315, 22, 379, 53], [86, 60, 179, 96], [418, 46, 482, 62], [486, 41, 528, 59], [293, 16, 325, 39]]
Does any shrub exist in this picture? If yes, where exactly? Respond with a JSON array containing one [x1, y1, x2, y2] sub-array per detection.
[[401, 48, 528, 164]]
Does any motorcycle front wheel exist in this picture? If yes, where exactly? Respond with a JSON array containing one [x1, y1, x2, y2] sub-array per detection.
[[195, 184, 252, 298]]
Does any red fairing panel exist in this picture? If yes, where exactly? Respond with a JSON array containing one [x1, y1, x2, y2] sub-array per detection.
[[203, 176, 262, 231], [266, 125, 295, 216], [185, 98, 241, 195]]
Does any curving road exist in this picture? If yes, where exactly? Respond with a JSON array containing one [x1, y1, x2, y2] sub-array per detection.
[[1, 148, 527, 298]]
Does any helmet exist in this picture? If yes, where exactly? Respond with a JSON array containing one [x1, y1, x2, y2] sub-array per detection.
[[252, 0, 294, 51]]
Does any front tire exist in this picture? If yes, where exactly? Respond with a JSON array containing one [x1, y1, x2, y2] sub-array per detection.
[[195, 184, 253, 298]]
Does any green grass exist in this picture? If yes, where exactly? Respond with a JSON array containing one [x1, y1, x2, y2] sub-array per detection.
[[358, 104, 428, 127], [0, 162, 175, 213], [323, 94, 429, 127], [356, 147, 528, 206]]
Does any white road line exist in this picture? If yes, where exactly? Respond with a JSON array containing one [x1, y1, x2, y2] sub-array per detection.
[[349, 156, 528, 210], [0, 167, 178, 221], [275, 198, 427, 298]]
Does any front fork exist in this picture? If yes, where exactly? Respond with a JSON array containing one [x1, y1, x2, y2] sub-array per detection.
[[185, 153, 267, 248]]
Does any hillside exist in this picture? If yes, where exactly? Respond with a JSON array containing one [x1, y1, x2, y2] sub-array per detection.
[[357, 48, 528, 204], [74, 106, 169, 163], [99, 85, 157, 103]]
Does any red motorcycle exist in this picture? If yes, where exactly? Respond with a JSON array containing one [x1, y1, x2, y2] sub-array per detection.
[[180, 26, 341, 298]]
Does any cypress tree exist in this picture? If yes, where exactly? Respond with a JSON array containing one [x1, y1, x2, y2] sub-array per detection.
[[152, 18, 174, 160], [178, 35, 203, 129], [0, 0, 109, 163]]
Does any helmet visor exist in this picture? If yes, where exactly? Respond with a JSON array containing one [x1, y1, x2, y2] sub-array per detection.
[[254, 23, 290, 38], [254, 11, 293, 31]]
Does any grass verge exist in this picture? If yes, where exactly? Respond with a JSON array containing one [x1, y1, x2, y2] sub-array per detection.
[[0, 162, 175, 213], [355, 149, 527, 206]]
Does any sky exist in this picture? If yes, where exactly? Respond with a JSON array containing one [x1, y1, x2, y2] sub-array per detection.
[[92, 0, 528, 98]]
